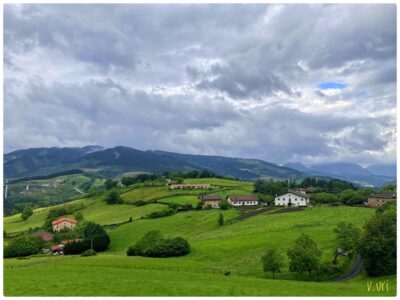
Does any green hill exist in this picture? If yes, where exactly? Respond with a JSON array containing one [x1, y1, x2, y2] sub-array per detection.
[[3, 178, 396, 296]]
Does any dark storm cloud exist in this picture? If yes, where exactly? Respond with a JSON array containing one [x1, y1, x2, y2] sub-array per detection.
[[3, 4, 396, 165]]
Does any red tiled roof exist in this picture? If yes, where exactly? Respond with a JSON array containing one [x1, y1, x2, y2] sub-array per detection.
[[51, 244, 64, 251], [370, 192, 396, 199], [289, 191, 311, 199], [51, 217, 77, 225], [200, 195, 222, 201], [32, 230, 54, 242], [229, 195, 258, 202], [170, 184, 211, 187], [61, 238, 84, 245]]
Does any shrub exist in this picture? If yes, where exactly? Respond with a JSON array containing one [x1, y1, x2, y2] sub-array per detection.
[[127, 231, 190, 258], [4, 236, 42, 258], [74, 211, 84, 221], [220, 200, 229, 210], [145, 209, 175, 219], [21, 207, 33, 221], [218, 213, 224, 226], [63, 240, 90, 255], [105, 191, 123, 204], [81, 249, 97, 256], [64, 222, 111, 255]]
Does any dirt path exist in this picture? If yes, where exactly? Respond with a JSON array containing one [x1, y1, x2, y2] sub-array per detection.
[[74, 187, 84, 194], [328, 255, 363, 282], [233, 207, 275, 221]]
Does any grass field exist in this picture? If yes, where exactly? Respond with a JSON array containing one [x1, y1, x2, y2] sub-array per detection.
[[107, 207, 375, 279], [3, 178, 397, 296], [3, 254, 396, 296]]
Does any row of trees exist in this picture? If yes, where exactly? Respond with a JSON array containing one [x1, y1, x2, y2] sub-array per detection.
[[104, 169, 235, 190], [254, 177, 356, 197]]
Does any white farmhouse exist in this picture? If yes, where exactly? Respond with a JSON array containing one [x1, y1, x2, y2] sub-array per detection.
[[274, 191, 310, 207], [228, 195, 258, 206]]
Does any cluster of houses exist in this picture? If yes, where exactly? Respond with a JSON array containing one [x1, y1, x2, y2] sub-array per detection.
[[32, 216, 79, 255], [171, 183, 313, 209], [199, 189, 312, 209]]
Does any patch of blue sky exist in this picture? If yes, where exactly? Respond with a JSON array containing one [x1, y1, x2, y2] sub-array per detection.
[[317, 81, 348, 90]]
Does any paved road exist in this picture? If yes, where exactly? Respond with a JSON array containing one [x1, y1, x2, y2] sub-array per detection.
[[328, 255, 363, 282]]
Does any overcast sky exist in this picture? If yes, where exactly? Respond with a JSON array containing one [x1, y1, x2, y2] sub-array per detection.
[[4, 4, 396, 166]]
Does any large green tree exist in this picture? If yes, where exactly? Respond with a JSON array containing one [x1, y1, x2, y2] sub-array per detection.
[[287, 234, 321, 276], [21, 206, 33, 221], [261, 248, 284, 278], [359, 205, 396, 276], [334, 222, 361, 253]]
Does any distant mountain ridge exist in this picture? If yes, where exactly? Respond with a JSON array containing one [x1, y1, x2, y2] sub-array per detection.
[[284, 162, 396, 187], [5, 146, 306, 181]]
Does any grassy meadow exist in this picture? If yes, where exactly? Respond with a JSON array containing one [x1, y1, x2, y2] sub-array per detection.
[[3, 178, 396, 296]]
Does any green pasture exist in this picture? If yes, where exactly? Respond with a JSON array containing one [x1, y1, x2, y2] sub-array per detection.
[[3, 254, 395, 296], [107, 206, 375, 279]]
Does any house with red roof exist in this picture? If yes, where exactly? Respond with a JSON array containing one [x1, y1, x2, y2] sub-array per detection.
[[52, 217, 77, 232]]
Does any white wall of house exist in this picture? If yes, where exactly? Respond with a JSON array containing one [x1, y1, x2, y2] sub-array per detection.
[[228, 198, 258, 206], [274, 193, 309, 207]]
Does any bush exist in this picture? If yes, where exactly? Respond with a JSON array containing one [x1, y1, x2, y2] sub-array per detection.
[[63, 240, 89, 255], [21, 207, 33, 221], [127, 230, 190, 258], [105, 191, 123, 204], [220, 200, 229, 210], [145, 209, 175, 219], [64, 222, 111, 255], [4, 236, 42, 258], [81, 249, 97, 256]]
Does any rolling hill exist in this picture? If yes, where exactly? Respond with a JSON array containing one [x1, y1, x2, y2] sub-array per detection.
[[3, 177, 395, 296]]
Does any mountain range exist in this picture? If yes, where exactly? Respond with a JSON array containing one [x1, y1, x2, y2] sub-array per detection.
[[284, 162, 396, 187], [4, 146, 305, 182], [4, 146, 395, 187]]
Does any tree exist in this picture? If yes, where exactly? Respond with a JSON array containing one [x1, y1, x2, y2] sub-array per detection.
[[339, 189, 365, 205], [83, 222, 110, 255], [21, 206, 33, 221], [287, 234, 321, 276], [121, 176, 137, 187], [220, 200, 229, 210], [105, 191, 122, 204], [333, 222, 361, 253], [104, 179, 118, 190], [4, 236, 43, 258], [261, 248, 284, 278], [359, 206, 396, 276], [74, 211, 84, 221], [218, 213, 224, 226], [380, 184, 396, 193], [310, 192, 338, 204]]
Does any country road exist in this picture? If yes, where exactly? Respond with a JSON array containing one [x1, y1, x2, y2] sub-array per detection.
[[328, 255, 363, 282]]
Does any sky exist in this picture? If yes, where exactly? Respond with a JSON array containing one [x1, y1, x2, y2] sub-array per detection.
[[4, 4, 397, 166]]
